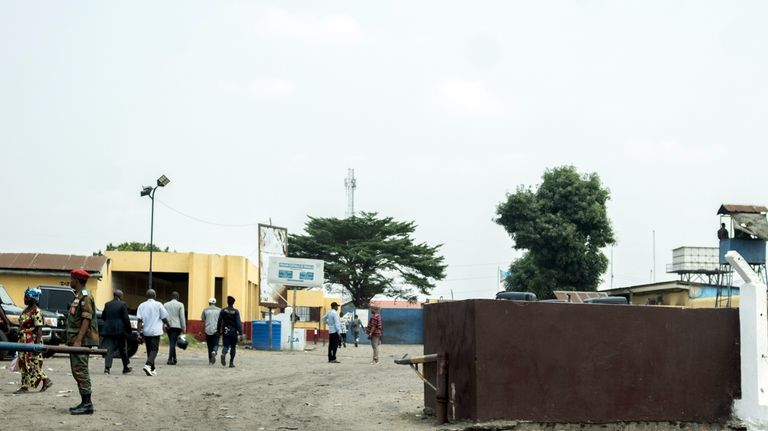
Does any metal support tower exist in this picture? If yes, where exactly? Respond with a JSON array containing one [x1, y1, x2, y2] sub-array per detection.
[[344, 168, 357, 218]]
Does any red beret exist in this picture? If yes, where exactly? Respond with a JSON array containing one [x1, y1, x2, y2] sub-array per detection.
[[70, 268, 90, 281]]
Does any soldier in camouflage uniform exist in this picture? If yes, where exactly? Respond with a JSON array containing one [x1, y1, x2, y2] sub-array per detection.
[[66, 268, 100, 415]]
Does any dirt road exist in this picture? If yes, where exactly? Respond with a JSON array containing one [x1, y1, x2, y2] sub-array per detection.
[[1, 342, 433, 431], [1, 343, 740, 431]]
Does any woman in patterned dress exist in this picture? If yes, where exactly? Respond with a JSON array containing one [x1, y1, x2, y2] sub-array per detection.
[[14, 287, 53, 394]]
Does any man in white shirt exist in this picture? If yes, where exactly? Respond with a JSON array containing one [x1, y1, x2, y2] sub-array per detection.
[[163, 291, 186, 366], [323, 302, 342, 363], [136, 289, 169, 376]]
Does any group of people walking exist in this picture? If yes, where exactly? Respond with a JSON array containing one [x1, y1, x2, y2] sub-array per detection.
[[5, 273, 385, 415], [4, 268, 245, 417], [93, 286, 192, 378], [200, 295, 243, 367], [323, 301, 383, 364], [133, 290, 243, 374]]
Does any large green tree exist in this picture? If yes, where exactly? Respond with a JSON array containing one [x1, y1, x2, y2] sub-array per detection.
[[288, 212, 447, 307], [495, 166, 615, 299]]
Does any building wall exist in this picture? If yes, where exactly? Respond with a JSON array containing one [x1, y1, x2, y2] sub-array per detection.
[[629, 287, 741, 308], [378, 308, 422, 344], [273, 289, 341, 330], [423, 300, 740, 423], [0, 251, 260, 339], [0, 273, 107, 306], [629, 290, 690, 306], [105, 251, 259, 338]]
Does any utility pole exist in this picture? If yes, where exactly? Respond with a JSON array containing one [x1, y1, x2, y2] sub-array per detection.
[[344, 168, 357, 218], [652, 229, 656, 283], [610, 246, 614, 290]]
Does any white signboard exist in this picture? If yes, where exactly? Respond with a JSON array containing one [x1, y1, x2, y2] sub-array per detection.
[[268, 257, 324, 288], [258, 224, 288, 304]]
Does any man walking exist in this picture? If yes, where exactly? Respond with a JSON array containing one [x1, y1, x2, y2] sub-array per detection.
[[217, 296, 242, 368], [323, 302, 341, 363], [101, 289, 132, 375], [351, 314, 363, 347], [339, 312, 349, 348], [201, 298, 221, 365], [136, 289, 169, 376], [366, 304, 383, 364], [163, 291, 186, 365], [66, 268, 100, 415]]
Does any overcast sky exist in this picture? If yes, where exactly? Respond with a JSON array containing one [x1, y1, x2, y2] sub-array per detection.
[[1, 2, 766, 300]]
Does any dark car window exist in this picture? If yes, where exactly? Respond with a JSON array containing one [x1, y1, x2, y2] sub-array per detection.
[[43, 290, 74, 315], [0, 287, 14, 305]]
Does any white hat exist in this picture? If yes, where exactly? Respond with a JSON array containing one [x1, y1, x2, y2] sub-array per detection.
[[209, 297, 216, 304]]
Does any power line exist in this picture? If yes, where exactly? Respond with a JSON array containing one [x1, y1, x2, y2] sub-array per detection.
[[449, 261, 510, 268], [440, 275, 497, 282], [157, 200, 261, 228]]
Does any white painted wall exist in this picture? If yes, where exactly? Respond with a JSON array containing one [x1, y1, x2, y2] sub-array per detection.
[[726, 251, 768, 430]]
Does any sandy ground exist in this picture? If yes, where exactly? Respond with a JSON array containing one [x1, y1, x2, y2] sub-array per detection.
[[1, 343, 743, 431], [1, 341, 435, 431]]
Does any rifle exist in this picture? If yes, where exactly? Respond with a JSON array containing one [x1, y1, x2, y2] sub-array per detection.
[[0, 341, 107, 355]]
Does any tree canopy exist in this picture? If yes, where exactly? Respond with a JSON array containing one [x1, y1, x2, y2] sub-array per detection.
[[94, 242, 171, 255], [288, 212, 447, 307], [495, 166, 615, 299]]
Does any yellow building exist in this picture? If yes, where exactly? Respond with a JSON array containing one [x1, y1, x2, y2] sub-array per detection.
[[0, 251, 260, 338], [104, 251, 259, 336], [0, 251, 354, 341], [279, 288, 341, 331], [602, 280, 740, 308]]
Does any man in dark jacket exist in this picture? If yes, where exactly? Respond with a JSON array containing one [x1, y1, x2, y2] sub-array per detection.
[[217, 296, 243, 368], [101, 290, 132, 375]]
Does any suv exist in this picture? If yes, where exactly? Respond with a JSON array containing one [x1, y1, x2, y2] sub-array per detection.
[[37, 285, 140, 358], [0, 285, 60, 360]]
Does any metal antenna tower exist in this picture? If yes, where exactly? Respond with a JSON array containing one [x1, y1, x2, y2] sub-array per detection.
[[344, 168, 357, 218]]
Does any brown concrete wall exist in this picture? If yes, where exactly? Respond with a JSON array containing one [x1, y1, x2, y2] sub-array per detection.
[[424, 300, 740, 423], [423, 300, 478, 420]]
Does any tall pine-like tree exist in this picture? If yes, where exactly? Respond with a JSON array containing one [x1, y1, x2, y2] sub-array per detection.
[[289, 212, 447, 307]]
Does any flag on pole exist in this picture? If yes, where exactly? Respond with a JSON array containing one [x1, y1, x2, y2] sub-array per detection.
[[498, 267, 511, 291]]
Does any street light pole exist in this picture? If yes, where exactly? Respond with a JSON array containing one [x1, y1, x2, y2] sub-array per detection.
[[148, 187, 156, 291], [141, 175, 170, 292]]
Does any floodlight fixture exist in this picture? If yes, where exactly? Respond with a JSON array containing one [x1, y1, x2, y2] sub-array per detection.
[[157, 175, 170, 187], [140, 186, 153, 197]]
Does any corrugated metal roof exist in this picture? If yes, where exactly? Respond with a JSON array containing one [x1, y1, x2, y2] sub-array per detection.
[[717, 204, 768, 215], [0, 253, 107, 274], [552, 291, 608, 303]]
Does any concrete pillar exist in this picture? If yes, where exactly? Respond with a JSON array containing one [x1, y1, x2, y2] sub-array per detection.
[[726, 251, 768, 429], [187, 253, 209, 322]]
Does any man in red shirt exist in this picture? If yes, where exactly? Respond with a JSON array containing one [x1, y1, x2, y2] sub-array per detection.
[[365, 305, 383, 364]]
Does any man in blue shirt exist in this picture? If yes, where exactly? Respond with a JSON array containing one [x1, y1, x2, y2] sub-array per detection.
[[323, 302, 341, 363]]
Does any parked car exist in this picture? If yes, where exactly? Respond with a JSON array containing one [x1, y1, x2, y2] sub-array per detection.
[[583, 296, 628, 305], [495, 291, 537, 301], [0, 285, 60, 360], [36, 285, 140, 358], [495, 290, 628, 304]]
